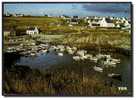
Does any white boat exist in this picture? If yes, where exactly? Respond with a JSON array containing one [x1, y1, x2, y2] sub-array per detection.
[[72, 47, 77, 51], [58, 53, 63, 56], [108, 73, 121, 77], [112, 58, 120, 63], [85, 54, 92, 58], [90, 57, 98, 63], [67, 49, 74, 54], [76, 50, 87, 57], [42, 49, 47, 53], [93, 66, 103, 72], [80, 55, 88, 60], [73, 56, 80, 61], [66, 46, 72, 50], [103, 57, 120, 67], [30, 53, 36, 56]]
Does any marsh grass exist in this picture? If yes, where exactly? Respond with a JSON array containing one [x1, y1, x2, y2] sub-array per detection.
[[3, 63, 129, 96], [63, 30, 130, 50], [4, 17, 130, 50]]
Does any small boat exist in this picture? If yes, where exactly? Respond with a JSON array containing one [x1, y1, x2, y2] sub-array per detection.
[[93, 66, 103, 72], [58, 53, 63, 56], [85, 54, 92, 59], [66, 46, 72, 50], [76, 50, 87, 57], [80, 55, 88, 60], [73, 56, 80, 61], [90, 57, 98, 63], [108, 73, 122, 81], [42, 49, 47, 53], [112, 58, 120, 63], [67, 49, 74, 54], [104, 59, 117, 67], [30, 53, 36, 56], [72, 47, 77, 51]]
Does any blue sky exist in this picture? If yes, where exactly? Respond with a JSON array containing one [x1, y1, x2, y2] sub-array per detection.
[[4, 3, 131, 17]]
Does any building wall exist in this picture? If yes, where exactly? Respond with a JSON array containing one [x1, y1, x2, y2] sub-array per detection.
[[26, 27, 39, 35], [26, 30, 35, 35]]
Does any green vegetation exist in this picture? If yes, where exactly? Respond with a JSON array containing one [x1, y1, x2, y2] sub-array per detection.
[[4, 17, 131, 50], [63, 29, 131, 49]]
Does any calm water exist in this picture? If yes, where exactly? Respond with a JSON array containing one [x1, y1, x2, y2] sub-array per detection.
[[14, 50, 132, 94]]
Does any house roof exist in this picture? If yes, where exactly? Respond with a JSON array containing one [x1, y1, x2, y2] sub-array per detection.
[[73, 16, 78, 18], [71, 19, 78, 22], [27, 27, 37, 30], [105, 18, 113, 23]]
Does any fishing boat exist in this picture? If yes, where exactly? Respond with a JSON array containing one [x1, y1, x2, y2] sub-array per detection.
[[93, 66, 103, 72], [58, 52, 63, 56]]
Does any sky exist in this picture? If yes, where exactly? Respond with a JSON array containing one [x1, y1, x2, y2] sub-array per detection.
[[4, 3, 131, 18]]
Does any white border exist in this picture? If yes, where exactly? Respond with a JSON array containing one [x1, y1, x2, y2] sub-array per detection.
[[0, 0, 135, 99]]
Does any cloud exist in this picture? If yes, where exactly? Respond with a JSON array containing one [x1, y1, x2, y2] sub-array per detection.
[[82, 3, 131, 14]]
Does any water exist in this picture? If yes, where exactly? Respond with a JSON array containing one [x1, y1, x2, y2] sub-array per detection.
[[10, 50, 132, 94], [16, 51, 75, 69]]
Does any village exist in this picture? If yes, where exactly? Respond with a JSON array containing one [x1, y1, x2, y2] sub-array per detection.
[[3, 14, 131, 76], [4, 14, 131, 37], [4, 15, 131, 49], [3, 3, 132, 96]]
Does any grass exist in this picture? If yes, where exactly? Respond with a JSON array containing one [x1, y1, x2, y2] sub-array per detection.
[[4, 16, 131, 50], [4, 17, 70, 33], [63, 30, 131, 50], [3, 63, 129, 96]]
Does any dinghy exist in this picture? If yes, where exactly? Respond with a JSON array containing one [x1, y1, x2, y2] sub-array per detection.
[[93, 66, 103, 72]]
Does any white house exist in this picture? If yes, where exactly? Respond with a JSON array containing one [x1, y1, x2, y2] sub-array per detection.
[[69, 18, 79, 25], [116, 24, 120, 28], [88, 20, 100, 27], [123, 20, 131, 29], [13, 13, 24, 17], [26, 27, 39, 35], [100, 18, 115, 27], [88, 17, 115, 28]]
